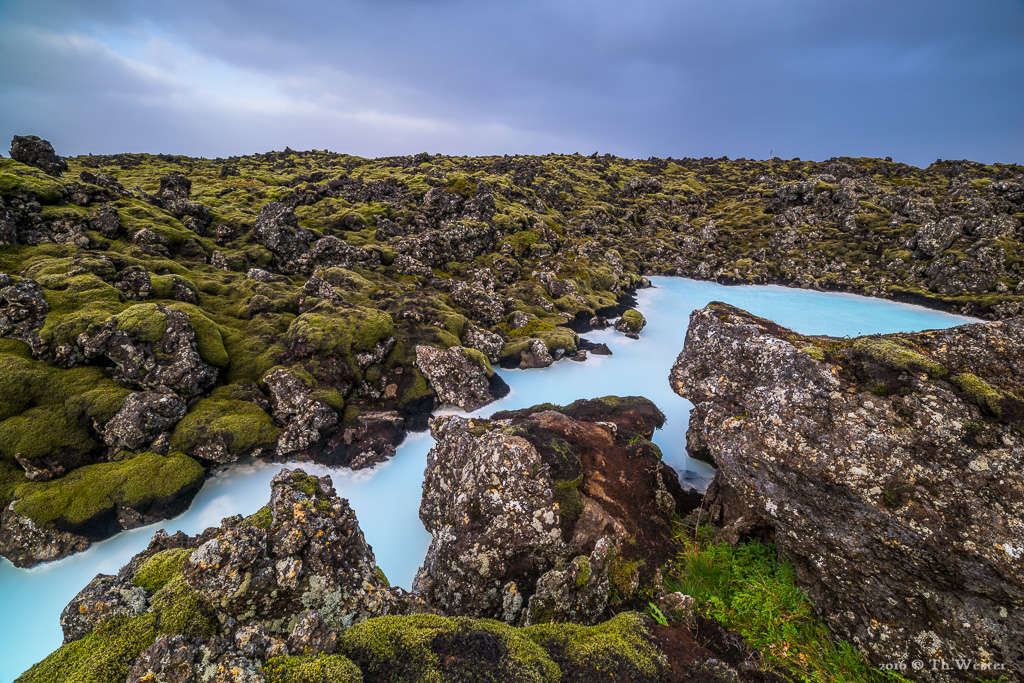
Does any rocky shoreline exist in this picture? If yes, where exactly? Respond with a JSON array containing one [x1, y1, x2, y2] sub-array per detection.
[[19, 397, 754, 683]]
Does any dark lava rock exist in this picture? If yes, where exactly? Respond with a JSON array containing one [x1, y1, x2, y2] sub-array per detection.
[[79, 305, 219, 398], [113, 265, 154, 301], [414, 397, 695, 625], [670, 303, 1024, 680], [518, 338, 553, 369], [264, 367, 339, 458], [102, 388, 188, 455], [253, 201, 310, 274], [0, 273, 49, 355], [10, 135, 68, 177], [61, 573, 148, 643]]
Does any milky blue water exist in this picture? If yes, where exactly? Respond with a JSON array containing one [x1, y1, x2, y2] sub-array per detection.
[[0, 277, 975, 681]]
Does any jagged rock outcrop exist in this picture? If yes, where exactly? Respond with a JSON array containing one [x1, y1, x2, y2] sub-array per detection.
[[182, 469, 405, 633], [462, 323, 504, 363], [0, 274, 49, 355], [414, 344, 508, 412], [414, 397, 697, 625], [10, 135, 67, 177], [149, 172, 211, 233], [264, 367, 339, 458], [103, 388, 188, 455], [252, 201, 310, 274], [671, 303, 1024, 681], [79, 305, 219, 398]]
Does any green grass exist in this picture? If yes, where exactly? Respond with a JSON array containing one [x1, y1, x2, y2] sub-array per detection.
[[666, 526, 909, 683]]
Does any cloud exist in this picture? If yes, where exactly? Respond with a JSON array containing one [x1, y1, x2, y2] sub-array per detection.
[[0, 0, 1021, 164]]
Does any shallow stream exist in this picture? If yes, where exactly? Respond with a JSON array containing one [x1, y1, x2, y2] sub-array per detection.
[[0, 277, 975, 681]]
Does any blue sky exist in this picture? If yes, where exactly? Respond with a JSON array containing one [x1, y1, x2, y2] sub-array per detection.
[[0, 0, 1021, 165]]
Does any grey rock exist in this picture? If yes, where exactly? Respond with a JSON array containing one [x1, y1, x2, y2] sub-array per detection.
[[62, 574, 148, 643], [462, 323, 504, 363], [670, 303, 1024, 679], [182, 469, 400, 635], [126, 634, 198, 683], [518, 338, 553, 369], [415, 345, 500, 412], [252, 202, 310, 274], [0, 274, 49, 355], [103, 388, 188, 454]]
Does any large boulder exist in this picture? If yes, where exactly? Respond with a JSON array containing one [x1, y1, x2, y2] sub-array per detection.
[[102, 388, 188, 455], [670, 303, 1024, 680], [414, 345, 508, 412], [252, 201, 311, 274], [182, 469, 403, 634], [10, 135, 67, 177], [414, 397, 694, 625], [79, 305, 219, 398]]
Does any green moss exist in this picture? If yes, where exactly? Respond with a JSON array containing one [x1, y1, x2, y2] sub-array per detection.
[[852, 337, 946, 378], [112, 303, 168, 343], [460, 346, 494, 376], [0, 158, 67, 203], [16, 613, 158, 683], [339, 614, 559, 683], [169, 390, 279, 458], [240, 505, 273, 529], [374, 566, 390, 588], [552, 476, 583, 529], [950, 373, 1005, 418], [149, 574, 217, 639], [286, 304, 393, 354], [132, 548, 194, 594], [11, 451, 203, 529], [261, 654, 364, 683], [524, 612, 665, 682], [289, 470, 320, 498]]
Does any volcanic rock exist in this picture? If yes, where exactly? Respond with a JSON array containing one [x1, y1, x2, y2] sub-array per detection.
[[670, 303, 1024, 680]]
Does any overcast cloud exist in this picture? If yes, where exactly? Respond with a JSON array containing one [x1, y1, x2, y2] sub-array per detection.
[[0, 0, 1021, 165]]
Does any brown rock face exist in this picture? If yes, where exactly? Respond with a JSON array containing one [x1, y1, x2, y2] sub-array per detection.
[[670, 303, 1024, 681], [414, 396, 697, 625]]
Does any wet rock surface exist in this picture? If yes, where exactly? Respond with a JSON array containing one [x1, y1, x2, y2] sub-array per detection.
[[671, 303, 1024, 681]]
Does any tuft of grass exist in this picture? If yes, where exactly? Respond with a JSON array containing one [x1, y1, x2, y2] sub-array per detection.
[[666, 525, 910, 683]]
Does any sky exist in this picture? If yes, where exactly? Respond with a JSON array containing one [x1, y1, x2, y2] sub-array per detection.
[[0, 0, 1021, 166]]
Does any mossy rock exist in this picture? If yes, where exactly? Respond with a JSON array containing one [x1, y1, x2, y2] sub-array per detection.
[[11, 451, 204, 530], [339, 614, 559, 683], [851, 337, 946, 378], [262, 654, 364, 683], [524, 612, 665, 682], [148, 574, 217, 639], [950, 373, 1006, 418], [0, 158, 67, 203], [169, 389, 280, 459], [15, 613, 159, 683], [0, 354, 131, 469], [132, 548, 194, 594], [286, 304, 394, 355]]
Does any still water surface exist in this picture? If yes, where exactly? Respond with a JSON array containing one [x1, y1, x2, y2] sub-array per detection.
[[0, 277, 975, 681]]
